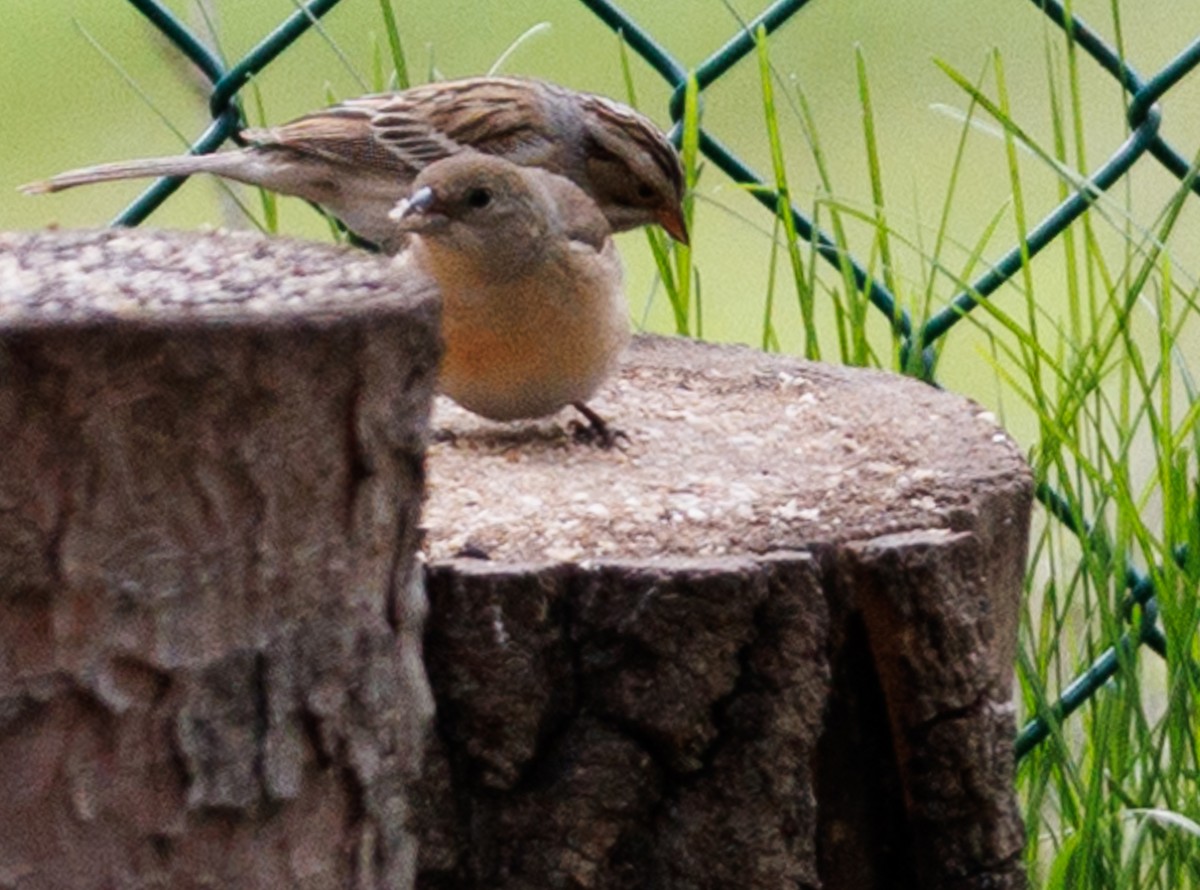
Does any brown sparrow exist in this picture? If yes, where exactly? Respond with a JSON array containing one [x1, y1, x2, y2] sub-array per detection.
[[21, 76, 687, 252], [389, 153, 627, 436]]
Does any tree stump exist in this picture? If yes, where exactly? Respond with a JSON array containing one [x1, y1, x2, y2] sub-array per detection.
[[416, 335, 1032, 890], [0, 230, 440, 889]]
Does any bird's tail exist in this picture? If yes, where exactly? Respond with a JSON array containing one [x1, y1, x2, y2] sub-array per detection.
[[19, 153, 246, 195]]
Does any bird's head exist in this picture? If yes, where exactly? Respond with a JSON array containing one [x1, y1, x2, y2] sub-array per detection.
[[574, 93, 688, 245], [390, 153, 578, 280]]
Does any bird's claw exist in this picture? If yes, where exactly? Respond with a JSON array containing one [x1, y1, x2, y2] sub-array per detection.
[[570, 402, 628, 449]]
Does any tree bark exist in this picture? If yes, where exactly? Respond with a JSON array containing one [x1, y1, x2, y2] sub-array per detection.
[[0, 229, 440, 890], [416, 335, 1032, 889]]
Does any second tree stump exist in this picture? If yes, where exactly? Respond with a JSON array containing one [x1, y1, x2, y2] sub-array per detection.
[[416, 334, 1032, 890]]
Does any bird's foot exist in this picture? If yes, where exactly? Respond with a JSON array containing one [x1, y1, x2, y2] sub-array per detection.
[[569, 402, 628, 449]]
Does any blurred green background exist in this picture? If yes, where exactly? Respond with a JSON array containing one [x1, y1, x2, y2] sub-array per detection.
[[2, 0, 1198, 394]]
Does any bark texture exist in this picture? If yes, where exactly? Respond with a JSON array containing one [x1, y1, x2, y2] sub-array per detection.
[[416, 336, 1033, 890], [0, 229, 440, 889]]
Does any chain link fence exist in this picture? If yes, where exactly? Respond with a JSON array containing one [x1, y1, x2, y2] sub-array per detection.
[[88, 0, 1199, 763]]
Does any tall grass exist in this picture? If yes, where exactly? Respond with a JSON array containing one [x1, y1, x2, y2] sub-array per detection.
[[750, 19, 1200, 889]]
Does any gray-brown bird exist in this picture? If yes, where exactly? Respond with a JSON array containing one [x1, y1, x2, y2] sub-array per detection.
[[21, 76, 687, 252], [389, 153, 627, 438]]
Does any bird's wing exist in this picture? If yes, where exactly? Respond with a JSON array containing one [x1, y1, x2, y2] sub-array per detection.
[[241, 79, 562, 176], [387, 80, 558, 165], [346, 91, 469, 165], [241, 92, 459, 174]]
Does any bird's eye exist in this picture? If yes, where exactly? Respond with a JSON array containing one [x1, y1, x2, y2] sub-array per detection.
[[466, 187, 493, 209], [636, 183, 656, 201]]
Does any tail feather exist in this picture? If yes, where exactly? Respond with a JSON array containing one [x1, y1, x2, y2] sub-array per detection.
[[19, 153, 246, 195]]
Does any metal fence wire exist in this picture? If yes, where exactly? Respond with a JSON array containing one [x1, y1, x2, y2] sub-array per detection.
[[97, 0, 1199, 761]]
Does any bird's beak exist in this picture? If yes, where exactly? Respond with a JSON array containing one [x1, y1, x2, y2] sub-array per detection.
[[658, 205, 689, 246], [389, 186, 438, 228]]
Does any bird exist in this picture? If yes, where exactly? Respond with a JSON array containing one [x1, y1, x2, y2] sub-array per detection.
[[20, 76, 688, 253], [388, 152, 628, 442]]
